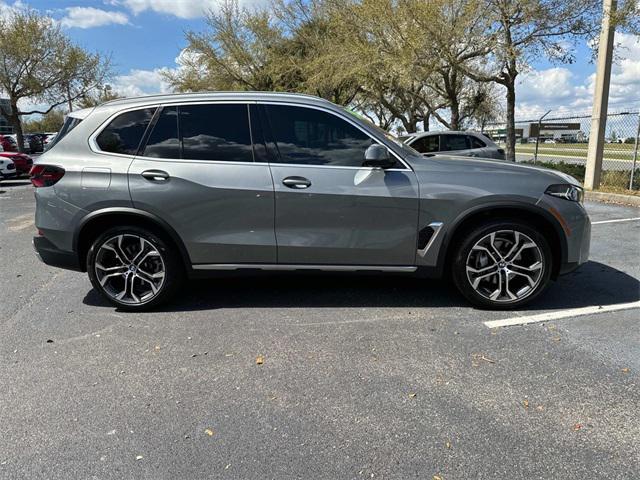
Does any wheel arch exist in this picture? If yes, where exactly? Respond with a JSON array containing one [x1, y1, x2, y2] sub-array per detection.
[[74, 208, 192, 273], [439, 203, 567, 279]]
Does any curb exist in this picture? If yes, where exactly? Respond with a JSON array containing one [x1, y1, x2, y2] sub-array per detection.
[[585, 190, 640, 207]]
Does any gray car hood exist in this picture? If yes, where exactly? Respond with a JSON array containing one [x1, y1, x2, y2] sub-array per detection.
[[404, 154, 582, 187]]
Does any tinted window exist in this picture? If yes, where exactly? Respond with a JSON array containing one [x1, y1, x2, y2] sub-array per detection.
[[144, 106, 180, 159], [470, 136, 487, 149], [264, 105, 373, 166], [180, 104, 253, 162], [411, 135, 439, 153], [440, 134, 471, 151], [97, 108, 155, 155]]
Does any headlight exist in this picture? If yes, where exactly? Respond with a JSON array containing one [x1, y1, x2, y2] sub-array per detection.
[[545, 184, 584, 203]]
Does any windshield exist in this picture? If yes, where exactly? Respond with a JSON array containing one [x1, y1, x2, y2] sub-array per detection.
[[45, 116, 82, 151], [343, 108, 422, 157]]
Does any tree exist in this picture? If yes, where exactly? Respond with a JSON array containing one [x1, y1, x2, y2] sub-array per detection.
[[76, 85, 122, 109], [430, 0, 601, 160], [164, 0, 281, 92], [22, 110, 65, 133], [0, 9, 111, 151]]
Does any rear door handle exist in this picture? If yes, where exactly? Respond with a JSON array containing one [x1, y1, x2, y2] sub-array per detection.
[[141, 170, 170, 182], [282, 176, 311, 189]]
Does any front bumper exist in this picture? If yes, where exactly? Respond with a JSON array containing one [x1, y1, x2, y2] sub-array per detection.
[[0, 171, 17, 179], [33, 235, 82, 272]]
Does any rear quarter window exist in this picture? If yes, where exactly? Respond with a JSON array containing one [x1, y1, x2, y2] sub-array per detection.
[[96, 108, 156, 155]]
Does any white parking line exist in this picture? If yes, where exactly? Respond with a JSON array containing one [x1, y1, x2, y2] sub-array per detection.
[[484, 301, 640, 328], [592, 217, 640, 225]]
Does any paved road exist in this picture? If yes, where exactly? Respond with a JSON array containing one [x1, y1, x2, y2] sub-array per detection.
[[1, 179, 639, 479]]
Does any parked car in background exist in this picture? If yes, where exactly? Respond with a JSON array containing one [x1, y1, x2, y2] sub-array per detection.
[[0, 134, 17, 152], [24, 134, 44, 153], [0, 148, 33, 175], [32, 92, 590, 311], [7, 133, 44, 154], [42, 132, 57, 150], [0, 157, 16, 180], [399, 131, 507, 161]]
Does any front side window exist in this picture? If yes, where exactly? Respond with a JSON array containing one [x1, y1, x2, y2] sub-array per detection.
[[180, 104, 253, 162], [440, 134, 471, 152], [96, 108, 156, 155], [264, 105, 374, 166], [470, 136, 487, 149], [411, 135, 439, 153]]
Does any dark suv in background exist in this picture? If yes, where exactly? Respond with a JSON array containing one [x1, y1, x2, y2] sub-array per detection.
[[31, 92, 590, 311]]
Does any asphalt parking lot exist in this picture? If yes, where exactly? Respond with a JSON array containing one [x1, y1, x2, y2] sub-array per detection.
[[1, 178, 639, 479]]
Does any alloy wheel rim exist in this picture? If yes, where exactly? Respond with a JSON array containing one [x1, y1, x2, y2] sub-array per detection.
[[465, 230, 544, 303], [94, 234, 166, 305]]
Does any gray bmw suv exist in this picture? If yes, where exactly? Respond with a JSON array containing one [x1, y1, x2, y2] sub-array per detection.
[[32, 92, 590, 310]]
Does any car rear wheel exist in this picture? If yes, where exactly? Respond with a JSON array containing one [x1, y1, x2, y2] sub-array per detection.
[[87, 226, 184, 311], [452, 220, 553, 309]]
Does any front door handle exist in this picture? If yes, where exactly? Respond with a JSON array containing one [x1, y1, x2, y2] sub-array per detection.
[[141, 170, 170, 182], [282, 176, 311, 189]]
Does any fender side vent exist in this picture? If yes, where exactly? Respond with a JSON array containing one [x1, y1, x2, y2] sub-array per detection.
[[418, 226, 435, 250]]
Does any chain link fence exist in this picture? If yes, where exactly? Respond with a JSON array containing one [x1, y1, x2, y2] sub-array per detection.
[[482, 110, 640, 190]]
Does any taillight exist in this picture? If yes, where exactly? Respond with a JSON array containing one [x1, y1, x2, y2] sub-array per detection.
[[29, 165, 65, 188]]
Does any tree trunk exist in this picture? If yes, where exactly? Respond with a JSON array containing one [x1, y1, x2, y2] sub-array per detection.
[[423, 111, 430, 132], [505, 81, 516, 162], [450, 101, 460, 131]]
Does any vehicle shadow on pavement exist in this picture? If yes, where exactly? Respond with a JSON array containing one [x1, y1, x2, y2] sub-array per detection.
[[82, 260, 639, 313], [0, 179, 30, 190]]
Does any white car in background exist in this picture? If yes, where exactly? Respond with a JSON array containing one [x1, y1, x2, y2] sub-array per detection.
[[0, 156, 16, 180]]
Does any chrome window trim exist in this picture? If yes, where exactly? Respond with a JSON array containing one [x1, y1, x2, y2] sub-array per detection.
[[257, 100, 411, 171], [88, 99, 413, 172], [88, 101, 256, 160]]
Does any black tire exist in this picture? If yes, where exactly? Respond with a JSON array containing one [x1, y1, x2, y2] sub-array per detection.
[[451, 219, 553, 310], [86, 225, 184, 311]]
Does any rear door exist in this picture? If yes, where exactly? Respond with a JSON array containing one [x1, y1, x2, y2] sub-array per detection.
[[260, 103, 420, 266], [127, 103, 276, 265]]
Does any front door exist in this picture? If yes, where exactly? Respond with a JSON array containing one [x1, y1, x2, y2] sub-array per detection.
[[259, 103, 419, 266], [128, 103, 276, 265]]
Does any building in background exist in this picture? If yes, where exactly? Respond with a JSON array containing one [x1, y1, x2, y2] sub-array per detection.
[[483, 122, 584, 143], [0, 99, 13, 134]]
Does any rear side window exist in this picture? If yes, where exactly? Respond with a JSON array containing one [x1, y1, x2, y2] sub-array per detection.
[[180, 104, 253, 162], [96, 108, 156, 155], [264, 104, 374, 166], [440, 134, 471, 151], [45, 116, 82, 150], [411, 135, 439, 153]]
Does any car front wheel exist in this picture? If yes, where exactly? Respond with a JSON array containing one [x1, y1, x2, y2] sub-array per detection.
[[87, 226, 183, 311], [452, 220, 553, 309]]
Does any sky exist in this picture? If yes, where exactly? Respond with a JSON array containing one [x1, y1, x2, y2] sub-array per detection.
[[3, 0, 640, 123]]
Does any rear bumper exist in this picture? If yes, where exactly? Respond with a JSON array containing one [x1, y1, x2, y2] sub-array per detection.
[[33, 235, 82, 272]]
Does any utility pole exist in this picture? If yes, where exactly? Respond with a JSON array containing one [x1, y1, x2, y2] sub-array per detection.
[[585, 0, 617, 190]]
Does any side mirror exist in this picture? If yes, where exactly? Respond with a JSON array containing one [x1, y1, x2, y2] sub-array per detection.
[[363, 144, 395, 168]]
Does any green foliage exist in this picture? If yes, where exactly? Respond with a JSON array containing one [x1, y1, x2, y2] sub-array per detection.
[[23, 110, 65, 133], [0, 8, 111, 150]]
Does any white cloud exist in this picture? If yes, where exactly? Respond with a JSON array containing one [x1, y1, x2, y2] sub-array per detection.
[[60, 7, 129, 29], [111, 68, 172, 97], [514, 32, 640, 120], [110, 0, 221, 19]]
